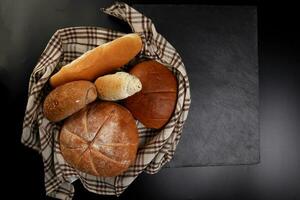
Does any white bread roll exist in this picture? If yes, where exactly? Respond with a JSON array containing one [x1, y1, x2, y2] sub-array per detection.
[[94, 72, 142, 101], [49, 33, 142, 88]]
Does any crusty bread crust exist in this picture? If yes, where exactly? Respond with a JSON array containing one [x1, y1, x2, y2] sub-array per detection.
[[124, 60, 177, 129], [59, 102, 139, 177], [49, 33, 142, 88], [43, 80, 97, 122]]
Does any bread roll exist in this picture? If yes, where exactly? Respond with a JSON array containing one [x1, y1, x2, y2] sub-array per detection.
[[124, 60, 177, 129], [94, 72, 142, 101], [50, 33, 143, 88], [43, 80, 97, 122], [59, 102, 139, 177]]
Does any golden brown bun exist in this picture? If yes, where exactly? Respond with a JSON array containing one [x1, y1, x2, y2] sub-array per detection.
[[124, 60, 177, 129], [94, 72, 142, 101], [43, 80, 97, 122], [50, 33, 143, 88], [59, 101, 139, 177]]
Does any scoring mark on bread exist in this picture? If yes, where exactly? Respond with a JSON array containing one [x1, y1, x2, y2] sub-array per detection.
[[90, 109, 116, 145], [90, 148, 127, 168], [85, 86, 97, 105], [60, 142, 87, 150], [83, 108, 88, 134], [89, 149, 100, 176], [62, 127, 86, 144]]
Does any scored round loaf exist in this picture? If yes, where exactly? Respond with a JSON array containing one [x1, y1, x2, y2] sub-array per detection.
[[59, 101, 139, 177], [124, 60, 177, 129]]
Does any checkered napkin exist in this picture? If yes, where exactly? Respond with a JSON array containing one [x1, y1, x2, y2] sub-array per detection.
[[21, 2, 191, 199]]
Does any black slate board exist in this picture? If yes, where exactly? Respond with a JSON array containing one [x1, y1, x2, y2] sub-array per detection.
[[133, 5, 259, 167]]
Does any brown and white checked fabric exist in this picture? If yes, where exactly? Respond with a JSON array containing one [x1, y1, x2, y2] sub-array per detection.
[[21, 2, 191, 199]]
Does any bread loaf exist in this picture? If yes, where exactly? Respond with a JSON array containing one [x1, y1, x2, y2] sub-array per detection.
[[124, 60, 177, 129], [59, 102, 139, 177], [43, 80, 97, 122], [94, 72, 142, 101], [50, 33, 143, 88]]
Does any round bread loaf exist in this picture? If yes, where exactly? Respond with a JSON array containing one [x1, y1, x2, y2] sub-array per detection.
[[124, 60, 177, 129], [43, 80, 97, 122], [59, 101, 139, 177]]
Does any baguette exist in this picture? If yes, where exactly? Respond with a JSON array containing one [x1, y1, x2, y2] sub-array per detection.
[[49, 33, 142, 88], [94, 72, 142, 101]]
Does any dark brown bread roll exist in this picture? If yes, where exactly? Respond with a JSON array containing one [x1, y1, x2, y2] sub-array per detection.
[[43, 80, 97, 122], [124, 60, 177, 129], [59, 101, 139, 177]]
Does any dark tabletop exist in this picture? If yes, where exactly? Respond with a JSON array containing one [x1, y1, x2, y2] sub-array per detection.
[[137, 4, 260, 168], [1, 1, 300, 200]]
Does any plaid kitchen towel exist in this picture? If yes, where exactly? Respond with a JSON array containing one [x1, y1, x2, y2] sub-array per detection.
[[21, 2, 191, 199]]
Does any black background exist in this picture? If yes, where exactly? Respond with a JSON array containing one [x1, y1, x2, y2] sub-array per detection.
[[1, 0, 300, 199]]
